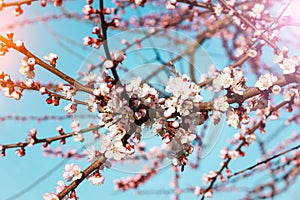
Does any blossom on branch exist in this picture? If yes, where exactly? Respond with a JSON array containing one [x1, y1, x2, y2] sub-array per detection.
[[63, 163, 82, 182]]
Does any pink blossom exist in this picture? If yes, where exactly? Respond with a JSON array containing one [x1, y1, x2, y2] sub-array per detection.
[[88, 172, 105, 185], [40, 0, 47, 7], [43, 193, 59, 200], [164, 106, 176, 118], [104, 60, 114, 69], [15, 40, 24, 47], [55, 180, 66, 194], [165, 76, 192, 100], [166, 1, 176, 10], [100, 135, 126, 160], [162, 132, 172, 144], [226, 108, 240, 129], [247, 49, 257, 58], [24, 79, 34, 87], [110, 51, 126, 62], [70, 120, 80, 132], [228, 150, 239, 160], [63, 163, 82, 182], [214, 3, 223, 16], [283, 88, 299, 101], [39, 87, 48, 95], [279, 56, 299, 74], [82, 5, 95, 15], [53, 0, 63, 6], [83, 36, 93, 46], [64, 103, 77, 114], [92, 26, 100, 35], [225, 0, 236, 6], [27, 57, 35, 66], [272, 85, 281, 94], [249, 4, 264, 19], [220, 148, 228, 159], [111, 18, 120, 28], [44, 53, 58, 67], [194, 186, 203, 196], [135, 0, 146, 6], [255, 73, 277, 90], [213, 96, 229, 112]]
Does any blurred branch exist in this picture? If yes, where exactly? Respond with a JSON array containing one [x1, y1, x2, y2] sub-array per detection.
[[0, 0, 37, 10], [200, 100, 291, 199], [228, 143, 300, 179], [1, 124, 101, 151]]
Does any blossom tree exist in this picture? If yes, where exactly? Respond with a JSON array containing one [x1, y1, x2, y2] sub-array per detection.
[[1, 0, 300, 199]]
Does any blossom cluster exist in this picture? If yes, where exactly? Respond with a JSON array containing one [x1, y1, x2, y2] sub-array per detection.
[[0, 71, 22, 100], [2, 1, 300, 200]]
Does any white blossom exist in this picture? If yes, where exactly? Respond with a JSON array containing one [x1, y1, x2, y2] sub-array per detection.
[[272, 85, 281, 95], [63, 163, 82, 182], [273, 52, 284, 64], [220, 68, 234, 89], [100, 135, 127, 160], [249, 4, 264, 19], [255, 74, 277, 90], [226, 108, 240, 129], [166, 76, 192, 100], [228, 150, 239, 160], [279, 56, 299, 74], [214, 3, 222, 16], [213, 96, 229, 112], [81, 73, 98, 83], [247, 49, 257, 58], [283, 88, 299, 101], [110, 50, 126, 62], [64, 103, 77, 114], [55, 180, 66, 194], [43, 193, 59, 200], [125, 77, 142, 92], [88, 173, 105, 185], [211, 110, 222, 125]]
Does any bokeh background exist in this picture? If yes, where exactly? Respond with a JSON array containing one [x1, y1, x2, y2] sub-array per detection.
[[0, 1, 300, 199]]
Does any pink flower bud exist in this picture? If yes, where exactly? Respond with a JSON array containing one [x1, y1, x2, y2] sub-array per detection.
[[82, 5, 95, 15], [40, 0, 47, 7], [83, 36, 93, 46], [181, 156, 188, 165], [270, 110, 279, 120], [220, 174, 226, 182], [171, 120, 179, 128], [194, 186, 203, 196], [104, 60, 114, 69], [163, 133, 172, 144], [204, 190, 213, 198], [272, 85, 281, 94], [103, 8, 111, 14], [15, 40, 24, 48], [39, 87, 48, 95], [27, 57, 36, 66], [226, 168, 231, 177], [92, 26, 100, 35]]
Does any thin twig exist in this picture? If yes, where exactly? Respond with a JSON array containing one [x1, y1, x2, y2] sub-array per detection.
[[0, 35, 94, 94], [228, 144, 300, 179], [2, 124, 102, 150]]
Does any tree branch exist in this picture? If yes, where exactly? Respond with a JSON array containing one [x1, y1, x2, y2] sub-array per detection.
[[0, 35, 94, 94], [198, 74, 300, 111], [1, 124, 102, 150], [228, 143, 300, 179], [57, 155, 106, 199]]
